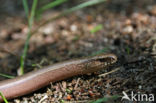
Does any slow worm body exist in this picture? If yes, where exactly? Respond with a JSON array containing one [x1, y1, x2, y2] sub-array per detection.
[[0, 54, 117, 101]]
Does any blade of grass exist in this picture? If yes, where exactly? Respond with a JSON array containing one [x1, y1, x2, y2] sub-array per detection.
[[90, 95, 120, 103], [0, 92, 8, 103], [126, 46, 130, 55], [29, 0, 38, 28], [63, 0, 107, 14], [90, 24, 103, 34], [37, 0, 68, 16], [91, 48, 109, 56], [32, 0, 107, 35], [20, 0, 38, 75], [0, 73, 15, 79], [22, 0, 29, 19]]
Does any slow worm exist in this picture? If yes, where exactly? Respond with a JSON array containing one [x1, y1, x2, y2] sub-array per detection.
[[0, 54, 117, 101]]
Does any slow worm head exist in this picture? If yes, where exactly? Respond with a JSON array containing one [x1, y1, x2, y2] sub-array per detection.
[[78, 54, 117, 74]]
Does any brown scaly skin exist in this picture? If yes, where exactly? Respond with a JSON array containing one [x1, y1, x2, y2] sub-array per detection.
[[0, 54, 117, 101]]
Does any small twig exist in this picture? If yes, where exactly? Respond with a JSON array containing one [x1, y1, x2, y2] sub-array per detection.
[[99, 67, 120, 77], [149, 53, 156, 57], [64, 100, 92, 103], [59, 82, 64, 92], [38, 94, 48, 103], [74, 78, 80, 90], [146, 35, 156, 43], [0, 46, 18, 57]]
